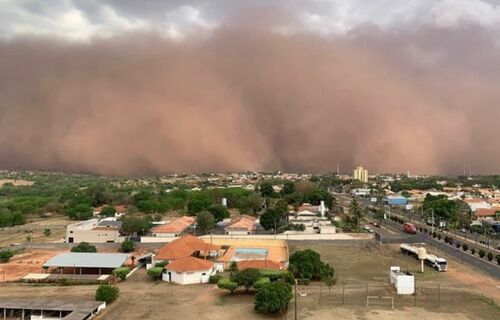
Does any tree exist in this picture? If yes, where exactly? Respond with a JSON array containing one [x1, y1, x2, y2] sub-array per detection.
[[229, 261, 239, 274], [254, 277, 271, 289], [260, 207, 287, 232], [349, 199, 364, 231], [289, 249, 335, 281], [479, 249, 486, 258], [232, 268, 262, 292], [147, 267, 164, 280], [254, 281, 292, 314], [121, 215, 151, 236], [217, 278, 238, 294], [71, 242, 97, 253], [196, 210, 215, 235], [487, 252, 494, 262], [100, 205, 117, 217], [236, 194, 262, 215], [95, 284, 119, 303], [281, 181, 295, 196], [120, 239, 135, 253], [0, 250, 14, 263], [259, 181, 274, 198], [43, 228, 51, 237], [112, 267, 130, 280], [67, 203, 93, 220], [187, 194, 211, 215], [207, 204, 229, 222]]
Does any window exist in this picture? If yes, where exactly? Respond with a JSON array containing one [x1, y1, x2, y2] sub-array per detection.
[[202, 273, 206, 276]]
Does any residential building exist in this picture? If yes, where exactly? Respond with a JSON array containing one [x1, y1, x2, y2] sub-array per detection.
[[154, 235, 221, 266], [162, 256, 216, 285], [224, 215, 256, 235], [150, 216, 195, 238], [353, 166, 369, 183], [66, 218, 125, 243]]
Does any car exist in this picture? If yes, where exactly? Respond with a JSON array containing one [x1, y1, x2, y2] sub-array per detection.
[[372, 222, 380, 228], [10, 242, 21, 247], [459, 228, 467, 233]]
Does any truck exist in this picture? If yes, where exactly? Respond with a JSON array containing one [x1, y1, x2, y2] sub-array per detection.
[[400, 244, 448, 272], [403, 223, 417, 234]]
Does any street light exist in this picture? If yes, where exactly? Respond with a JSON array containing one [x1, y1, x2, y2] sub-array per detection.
[[294, 280, 307, 320]]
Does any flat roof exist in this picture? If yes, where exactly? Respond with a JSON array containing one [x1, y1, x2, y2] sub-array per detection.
[[0, 299, 104, 320], [43, 253, 129, 269]]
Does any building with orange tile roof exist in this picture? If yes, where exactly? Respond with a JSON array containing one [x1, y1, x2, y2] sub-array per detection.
[[474, 207, 500, 219], [154, 235, 221, 263], [163, 256, 216, 284], [224, 215, 256, 235], [150, 216, 195, 237]]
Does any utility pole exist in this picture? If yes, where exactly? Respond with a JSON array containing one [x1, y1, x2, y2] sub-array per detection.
[[294, 281, 298, 320], [431, 209, 434, 235]]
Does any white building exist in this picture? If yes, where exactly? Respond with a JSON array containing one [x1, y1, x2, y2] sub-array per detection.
[[66, 218, 125, 243], [390, 266, 415, 295], [353, 166, 369, 183], [162, 256, 216, 285]]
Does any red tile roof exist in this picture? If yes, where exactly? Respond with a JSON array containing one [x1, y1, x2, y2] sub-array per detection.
[[166, 256, 214, 272], [474, 208, 500, 217], [237, 260, 283, 271], [155, 235, 220, 261], [151, 216, 195, 234], [225, 215, 256, 232]]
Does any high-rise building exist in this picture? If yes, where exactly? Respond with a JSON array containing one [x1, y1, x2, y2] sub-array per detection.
[[353, 166, 368, 183]]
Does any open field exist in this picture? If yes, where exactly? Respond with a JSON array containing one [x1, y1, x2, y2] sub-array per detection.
[[0, 217, 71, 247], [0, 179, 34, 187], [0, 250, 65, 281], [0, 241, 497, 319]]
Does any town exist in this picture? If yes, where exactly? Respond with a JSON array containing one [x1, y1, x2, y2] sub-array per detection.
[[0, 169, 498, 319]]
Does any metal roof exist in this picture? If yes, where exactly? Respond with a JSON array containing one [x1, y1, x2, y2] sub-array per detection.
[[43, 253, 129, 269]]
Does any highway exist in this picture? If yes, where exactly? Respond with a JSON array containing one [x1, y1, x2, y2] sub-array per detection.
[[337, 193, 500, 280]]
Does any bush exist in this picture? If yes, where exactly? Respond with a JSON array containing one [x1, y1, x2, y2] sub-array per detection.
[[462, 244, 468, 251], [471, 248, 476, 255], [112, 267, 131, 281], [487, 252, 493, 262], [209, 274, 222, 284], [444, 236, 449, 243], [0, 250, 14, 263], [71, 242, 97, 253], [289, 249, 335, 281], [496, 254, 500, 265], [120, 239, 135, 253], [448, 238, 454, 245], [254, 277, 271, 289], [255, 281, 292, 314], [432, 232, 437, 238], [44, 228, 51, 237], [95, 284, 119, 303], [479, 249, 486, 258], [147, 267, 163, 280], [437, 234, 441, 240], [217, 278, 238, 294], [154, 261, 168, 268], [260, 270, 295, 285], [456, 242, 461, 249], [232, 268, 262, 292], [297, 278, 310, 285], [287, 223, 306, 231]]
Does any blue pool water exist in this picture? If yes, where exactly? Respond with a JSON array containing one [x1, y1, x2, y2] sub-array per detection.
[[234, 248, 268, 255]]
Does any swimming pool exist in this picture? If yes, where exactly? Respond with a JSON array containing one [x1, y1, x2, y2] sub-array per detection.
[[231, 248, 269, 261]]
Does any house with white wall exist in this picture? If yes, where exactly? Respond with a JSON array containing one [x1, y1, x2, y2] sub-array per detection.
[[162, 256, 216, 285]]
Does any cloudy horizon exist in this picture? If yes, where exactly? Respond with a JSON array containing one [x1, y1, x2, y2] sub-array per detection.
[[1, 1, 500, 176]]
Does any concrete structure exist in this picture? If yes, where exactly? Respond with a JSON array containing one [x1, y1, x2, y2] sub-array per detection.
[[0, 299, 105, 320], [66, 218, 125, 243], [384, 196, 408, 206], [353, 166, 368, 183], [162, 256, 216, 284], [150, 216, 195, 238], [43, 252, 130, 275], [390, 266, 415, 295], [289, 203, 335, 234], [224, 215, 256, 235]]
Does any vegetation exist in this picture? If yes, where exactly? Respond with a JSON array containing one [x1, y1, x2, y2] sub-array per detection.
[[120, 239, 135, 253], [95, 284, 120, 303], [289, 249, 335, 281], [217, 278, 238, 294], [100, 205, 117, 217], [209, 274, 222, 284], [43, 228, 51, 237], [112, 267, 131, 280], [254, 281, 292, 314], [147, 267, 164, 280], [71, 242, 97, 253], [231, 268, 262, 292], [479, 249, 486, 258], [196, 210, 215, 235], [0, 250, 14, 263]]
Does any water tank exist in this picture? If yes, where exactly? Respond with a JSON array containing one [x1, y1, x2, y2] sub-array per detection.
[[417, 247, 427, 260]]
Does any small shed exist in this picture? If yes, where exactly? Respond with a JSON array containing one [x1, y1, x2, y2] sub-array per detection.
[[390, 266, 415, 295]]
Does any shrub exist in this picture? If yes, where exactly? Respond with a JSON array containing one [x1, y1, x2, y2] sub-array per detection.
[[448, 238, 454, 245], [289, 249, 335, 281], [112, 267, 131, 281], [479, 249, 486, 258], [255, 281, 292, 314], [44, 228, 51, 237], [471, 248, 476, 255], [444, 236, 449, 243], [254, 277, 271, 289], [456, 242, 461, 249], [120, 239, 135, 253], [287, 223, 306, 231], [297, 278, 310, 285], [95, 284, 119, 303], [147, 267, 163, 280], [71, 242, 97, 253], [154, 261, 168, 268], [229, 261, 239, 273], [462, 244, 468, 251], [496, 254, 500, 265], [0, 250, 14, 263], [232, 268, 262, 292], [437, 234, 442, 240], [260, 270, 295, 285], [432, 232, 437, 238], [209, 274, 222, 284], [217, 278, 238, 294], [487, 252, 493, 262]]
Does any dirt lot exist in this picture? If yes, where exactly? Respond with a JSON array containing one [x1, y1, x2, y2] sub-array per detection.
[[0, 216, 71, 247], [0, 242, 498, 320], [0, 250, 65, 281]]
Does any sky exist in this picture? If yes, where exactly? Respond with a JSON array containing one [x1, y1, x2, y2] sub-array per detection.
[[1, 0, 500, 176]]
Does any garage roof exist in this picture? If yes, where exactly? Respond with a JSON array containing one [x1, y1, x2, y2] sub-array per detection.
[[43, 253, 129, 269]]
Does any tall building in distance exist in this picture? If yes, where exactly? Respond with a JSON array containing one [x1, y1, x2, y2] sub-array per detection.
[[353, 166, 368, 183]]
